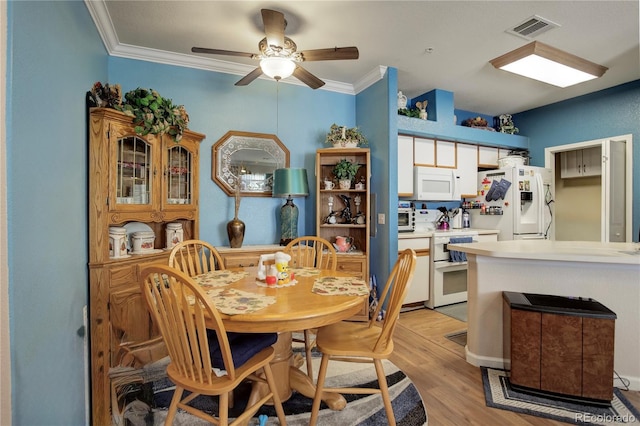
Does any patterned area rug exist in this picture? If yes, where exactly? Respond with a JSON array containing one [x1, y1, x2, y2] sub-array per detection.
[[482, 367, 640, 424], [148, 355, 428, 425]]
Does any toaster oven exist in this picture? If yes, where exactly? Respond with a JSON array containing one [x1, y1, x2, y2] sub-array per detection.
[[398, 202, 415, 232]]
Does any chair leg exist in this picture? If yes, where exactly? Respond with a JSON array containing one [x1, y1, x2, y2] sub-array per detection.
[[374, 359, 395, 426], [304, 329, 314, 379], [165, 385, 183, 425], [262, 363, 287, 425], [309, 354, 330, 426], [219, 390, 229, 426]]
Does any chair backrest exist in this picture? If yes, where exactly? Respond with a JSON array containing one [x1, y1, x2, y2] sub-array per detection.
[[284, 236, 337, 270], [168, 239, 225, 276], [139, 264, 238, 382], [370, 248, 417, 353]]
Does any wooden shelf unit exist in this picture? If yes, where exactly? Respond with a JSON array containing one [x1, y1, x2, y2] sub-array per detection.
[[316, 148, 370, 321], [88, 108, 204, 425]]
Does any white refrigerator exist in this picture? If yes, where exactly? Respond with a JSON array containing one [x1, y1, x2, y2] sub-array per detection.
[[470, 165, 553, 241]]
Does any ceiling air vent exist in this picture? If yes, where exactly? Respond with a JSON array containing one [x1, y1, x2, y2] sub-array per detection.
[[506, 15, 560, 40]]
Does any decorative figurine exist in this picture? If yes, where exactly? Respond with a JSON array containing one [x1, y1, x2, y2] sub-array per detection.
[[325, 195, 337, 223], [496, 114, 519, 134], [416, 101, 428, 120], [354, 195, 362, 213], [354, 195, 365, 224], [338, 194, 353, 224]]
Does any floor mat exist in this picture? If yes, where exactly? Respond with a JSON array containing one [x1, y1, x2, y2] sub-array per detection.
[[481, 367, 640, 424], [434, 302, 467, 322]]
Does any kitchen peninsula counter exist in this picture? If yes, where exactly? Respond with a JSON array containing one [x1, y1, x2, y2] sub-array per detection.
[[398, 228, 500, 239], [447, 240, 640, 391]]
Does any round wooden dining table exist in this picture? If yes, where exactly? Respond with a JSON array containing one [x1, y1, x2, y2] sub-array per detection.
[[205, 266, 368, 410]]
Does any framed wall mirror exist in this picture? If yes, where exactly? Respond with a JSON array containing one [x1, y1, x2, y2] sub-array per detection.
[[212, 130, 290, 197]]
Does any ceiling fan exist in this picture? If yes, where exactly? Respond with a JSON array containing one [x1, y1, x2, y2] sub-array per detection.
[[192, 9, 359, 89]]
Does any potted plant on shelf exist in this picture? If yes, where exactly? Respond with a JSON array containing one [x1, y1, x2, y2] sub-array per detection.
[[115, 87, 190, 142], [325, 123, 368, 148], [333, 158, 360, 189]]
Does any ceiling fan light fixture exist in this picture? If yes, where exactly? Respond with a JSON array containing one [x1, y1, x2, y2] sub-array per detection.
[[489, 41, 607, 88], [260, 57, 296, 80]]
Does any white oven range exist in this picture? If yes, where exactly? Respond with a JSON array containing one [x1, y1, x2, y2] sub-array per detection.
[[425, 229, 478, 309]]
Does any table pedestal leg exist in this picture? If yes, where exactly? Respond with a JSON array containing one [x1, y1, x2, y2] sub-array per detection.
[[246, 332, 346, 411], [289, 366, 347, 410]]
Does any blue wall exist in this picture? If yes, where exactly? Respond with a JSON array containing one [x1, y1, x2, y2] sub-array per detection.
[[7, 1, 106, 424], [5, 2, 640, 424], [108, 58, 355, 246], [514, 80, 640, 239], [356, 67, 397, 296]]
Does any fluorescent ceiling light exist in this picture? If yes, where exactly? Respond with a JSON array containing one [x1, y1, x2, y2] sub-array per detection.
[[490, 41, 607, 88], [260, 57, 296, 80]]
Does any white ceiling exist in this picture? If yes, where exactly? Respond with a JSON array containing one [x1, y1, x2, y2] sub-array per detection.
[[89, 1, 639, 116]]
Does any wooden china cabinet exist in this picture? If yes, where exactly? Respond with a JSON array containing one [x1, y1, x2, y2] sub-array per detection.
[[316, 148, 370, 320], [88, 108, 204, 425]]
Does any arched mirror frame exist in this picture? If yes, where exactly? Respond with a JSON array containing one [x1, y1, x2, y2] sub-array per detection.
[[212, 130, 290, 197]]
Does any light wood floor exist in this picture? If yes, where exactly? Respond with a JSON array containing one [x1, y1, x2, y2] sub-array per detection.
[[390, 308, 640, 425]]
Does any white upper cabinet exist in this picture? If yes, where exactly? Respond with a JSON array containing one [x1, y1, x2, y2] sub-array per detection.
[[414, 137, 456, 168], [435, 140, 456, 168], [560, 146, 602, 178], [456, 143, 479, 198], [414, 137, 436, 166], [398, 135, 414, 196], [478, 146, 508, 168]]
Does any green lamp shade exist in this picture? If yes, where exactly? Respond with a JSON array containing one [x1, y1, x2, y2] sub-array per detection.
[[273, 168, 309, 245], [272, 168, 309, 198]]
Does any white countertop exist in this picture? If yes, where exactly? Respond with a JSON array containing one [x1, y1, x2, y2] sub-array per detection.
[[448, 240, 640, 265], [399, 228, 499, 239]]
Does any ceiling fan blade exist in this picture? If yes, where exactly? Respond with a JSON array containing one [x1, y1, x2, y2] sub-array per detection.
[[293, 65, 325, 90], [235, 67, 264, 86], [299, 47, 359, 61], [261, 9, 285, 48], [192, 47, 255, 58]]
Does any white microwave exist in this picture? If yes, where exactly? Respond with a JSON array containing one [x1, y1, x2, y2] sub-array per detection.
[[413, 167, 460, 201]]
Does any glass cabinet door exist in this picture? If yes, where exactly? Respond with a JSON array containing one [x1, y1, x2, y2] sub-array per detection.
[[116, 136, 152, 206], [166, 144, 192, 205]]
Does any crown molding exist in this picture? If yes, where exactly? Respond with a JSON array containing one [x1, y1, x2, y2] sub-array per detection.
[[84, 0, 383, 95], [353, 66, 388, 94]]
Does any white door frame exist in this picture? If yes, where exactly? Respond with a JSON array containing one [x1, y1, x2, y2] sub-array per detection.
[[544, 134, 633, 242]]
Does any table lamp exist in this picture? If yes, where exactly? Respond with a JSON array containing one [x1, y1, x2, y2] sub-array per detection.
[[272, 168, 309, 246]]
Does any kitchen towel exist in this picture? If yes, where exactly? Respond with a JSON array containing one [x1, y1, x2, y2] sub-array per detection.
[[449, 237, 473, 262]]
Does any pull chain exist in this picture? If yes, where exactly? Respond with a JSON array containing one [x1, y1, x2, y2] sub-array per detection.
[[276, 80, 280, 137]]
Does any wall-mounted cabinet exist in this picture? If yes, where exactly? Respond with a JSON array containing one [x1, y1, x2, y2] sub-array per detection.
[[398, 135, 414, 196], [456, 143, 479, 198], [414, 137, 435, 166], [478, 146, 509, 169], [398, 136, 479, 199], [435, 140, 456, 168], [560, 146, 602, 178], [414, 137, 457, 168]]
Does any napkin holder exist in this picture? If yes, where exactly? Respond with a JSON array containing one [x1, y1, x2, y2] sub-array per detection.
[[257, 252, 292, 285]]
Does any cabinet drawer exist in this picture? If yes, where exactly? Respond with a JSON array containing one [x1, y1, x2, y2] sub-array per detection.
[[336, 258, 365, 277], [223, 254, 263, 268]]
